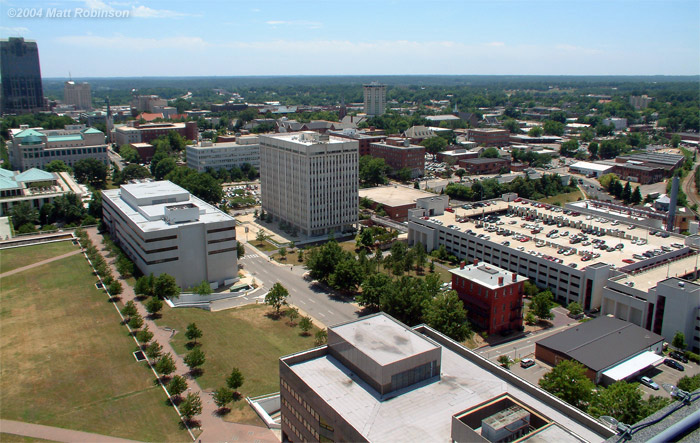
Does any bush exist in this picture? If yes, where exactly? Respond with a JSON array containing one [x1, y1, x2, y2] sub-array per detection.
[[687, 351, 700, 364]]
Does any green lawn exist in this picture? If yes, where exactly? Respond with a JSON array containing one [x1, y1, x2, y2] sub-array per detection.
[[155, 303, 319, 424], [0, 241, 77, 274], [0, 254, 187, 442], [538, 191, 584, 206], [0, 434, 59, 443]]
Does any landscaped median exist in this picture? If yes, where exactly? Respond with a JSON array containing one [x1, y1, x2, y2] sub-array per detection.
[[0, 242, 188, 442]]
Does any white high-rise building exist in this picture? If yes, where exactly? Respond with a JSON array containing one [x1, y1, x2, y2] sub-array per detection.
[[259, 132, 358, 237], [363, 82, 386, 116], [64, 81, 91, 110]]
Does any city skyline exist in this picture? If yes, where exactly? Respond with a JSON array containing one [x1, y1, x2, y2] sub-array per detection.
[[0, 0, 698, 77]]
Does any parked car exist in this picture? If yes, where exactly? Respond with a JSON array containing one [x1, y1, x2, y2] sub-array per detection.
[[670, 351, 689, 363], [520, 358, 535, 368], [664, 358, 685, 371], [638, 376, 660, 390]]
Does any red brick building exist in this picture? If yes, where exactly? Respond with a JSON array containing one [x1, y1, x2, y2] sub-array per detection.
[[467, 128, 510, 146], [130, 142, 155, 162], [136, 121, 198, 143], [370, 139, 425, 178], [450, 261, 527, 335], [459, 157, 511, 175], [330, 131, 385, 157]]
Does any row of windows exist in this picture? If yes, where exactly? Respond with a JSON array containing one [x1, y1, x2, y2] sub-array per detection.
[[208, 246, 236, 256], [207, 236, 236, 245], [207, 226, 236, 234], [281, 379, 321, 441], [22, 146, 106, 158]]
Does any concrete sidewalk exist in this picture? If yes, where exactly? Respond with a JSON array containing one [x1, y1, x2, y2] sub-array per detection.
[[0, 419, 141, 443]]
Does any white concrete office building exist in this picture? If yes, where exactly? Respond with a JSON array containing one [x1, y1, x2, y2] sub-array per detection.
[[102, 180, 238, 290], [259, 132, 358, 237], [186, 136, 260, 172], [64, 81, 91, 110], [363, 82, 386, 116]]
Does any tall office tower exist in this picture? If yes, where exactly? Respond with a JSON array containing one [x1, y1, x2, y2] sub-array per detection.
[[0, 37, 45, 115], [64, 81, 92, 110], [363, 82, 386, 116], [259, 132, 358, 237]]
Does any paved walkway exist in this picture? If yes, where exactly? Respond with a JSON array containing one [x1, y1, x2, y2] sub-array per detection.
[[0, 249, 83, 279], [85, 228, 278, 443], [0, 419, 141, 443]]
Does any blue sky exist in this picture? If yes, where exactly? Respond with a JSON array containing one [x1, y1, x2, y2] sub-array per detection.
[[1, 0, 698, 77]]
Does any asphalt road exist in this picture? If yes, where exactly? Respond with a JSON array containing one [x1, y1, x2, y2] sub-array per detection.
[[239, 248, 362, 327]]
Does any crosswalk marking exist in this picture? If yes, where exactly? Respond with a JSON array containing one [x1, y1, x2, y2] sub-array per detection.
[[239, 254, 259, 260]]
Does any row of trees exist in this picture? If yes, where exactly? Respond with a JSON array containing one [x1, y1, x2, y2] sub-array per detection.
[[598, 173, 643, 205], [445, 174, 578, 202]]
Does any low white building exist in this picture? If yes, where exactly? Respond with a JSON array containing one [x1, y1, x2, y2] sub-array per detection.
[[186, 136, 260, 172], [602, 117, 628, 131], [568, 161, 614, 178], [0, 168, 85, 216], [102, 180, 238, 290]]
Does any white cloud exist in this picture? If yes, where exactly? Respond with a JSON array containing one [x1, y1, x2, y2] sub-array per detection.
[[0, 26, 29, 35], [265, 20, 323, 29], [130, 5, 190, 18], [56, 33, 208, 50], [487, 42, 505, 47]]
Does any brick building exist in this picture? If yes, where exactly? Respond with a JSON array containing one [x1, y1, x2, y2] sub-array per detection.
[[436, 148, 479, 164], [450, 261, 527, 335], [370, 139, 425, 178], [467, 128, 510, 147], [458, 157, 510, 175], [130, 142, 155, 162], [330, 130, 385, 157]]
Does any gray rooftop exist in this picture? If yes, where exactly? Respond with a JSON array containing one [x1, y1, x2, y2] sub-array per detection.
[[331, 314, 438, 366], [536, 316, 664, 372], [450, 263, 527, 290], [286, 320, 609, 443]]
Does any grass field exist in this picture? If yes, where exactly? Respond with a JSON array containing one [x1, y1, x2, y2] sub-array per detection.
[[538, 191, 584, 206], [0, 241, 77, 274], [155, 303, 319, 424], [0, 253, 187, 442], [0, 434, 59, 443]]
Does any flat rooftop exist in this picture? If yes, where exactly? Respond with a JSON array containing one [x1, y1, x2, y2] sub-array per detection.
[[359, 186, 436, 207], [420, 199, 688, 271], [616, 255, 700, 291], [262, 131, 347, 145], [331, 314, 439, 366], [287, 327, 607, 443], [450, 263, 527, 289]]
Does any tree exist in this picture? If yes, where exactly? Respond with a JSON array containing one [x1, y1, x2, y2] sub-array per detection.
[[328, 256, 364, 291], [108, 280, 123, 297], [287, 306, 299, 326], [136, 326, 154, 344], [278, 247, 287, 260], [237, 241, 245, 259], [423, 291, 472, 341], [44, 160, 72, 173], [193, 280, 212, 296], [540, 360, 594, 409], [588, 142, 599, 159], [455, 169, 466, 182], [588, 381, 648, 425], [528, 126, 543, 137], [678, 374, 700, 392], [134, 273, 156, 297], [358, 273, 393, 310], [116, 256, 134, 278], [120, 300, 138, 321], [180, 392, 203, 421], [672, 331, 687, 350], [598, 173, 619, 191], [9, 202, 39, 230], [530, 290, 554, 321], [543, 120, 565, 136], [185, 322, 203, 346], [145, 341, 163, 361], [167, 375, 188, 400], [145, 297, 164, 317], [622, 181, 632, 204], [154, 273, 180, 299], [128, 313, 144, 330], [567, 301, 583, 317], [560, 139, 579, 157], [396, 167, 413, 183], [153, 157, 177, 180], [631, 186, 642, 205], [226, 367, 245, 392], [421, 136, 448, 160], [73, 158, 108, 188], [116, 164, 151, 184], [358, 229, 374, 249], [525, 311, 536, 325], [315, 329, 328, 346], [671, 134, 682, 148], [481, 147, 500, 158], [155, 353, 177, 377], [213, 387, 234, 410], [265, 282, 289, 316], [299, 316, 313, 335], [359, 155, 390, 186], [184, 348, 206, 375], [255, 229, 267, 245], [498, 355, 513, 369]]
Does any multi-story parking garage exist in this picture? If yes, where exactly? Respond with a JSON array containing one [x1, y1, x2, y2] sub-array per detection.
[[408, 197, 700, 347]]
